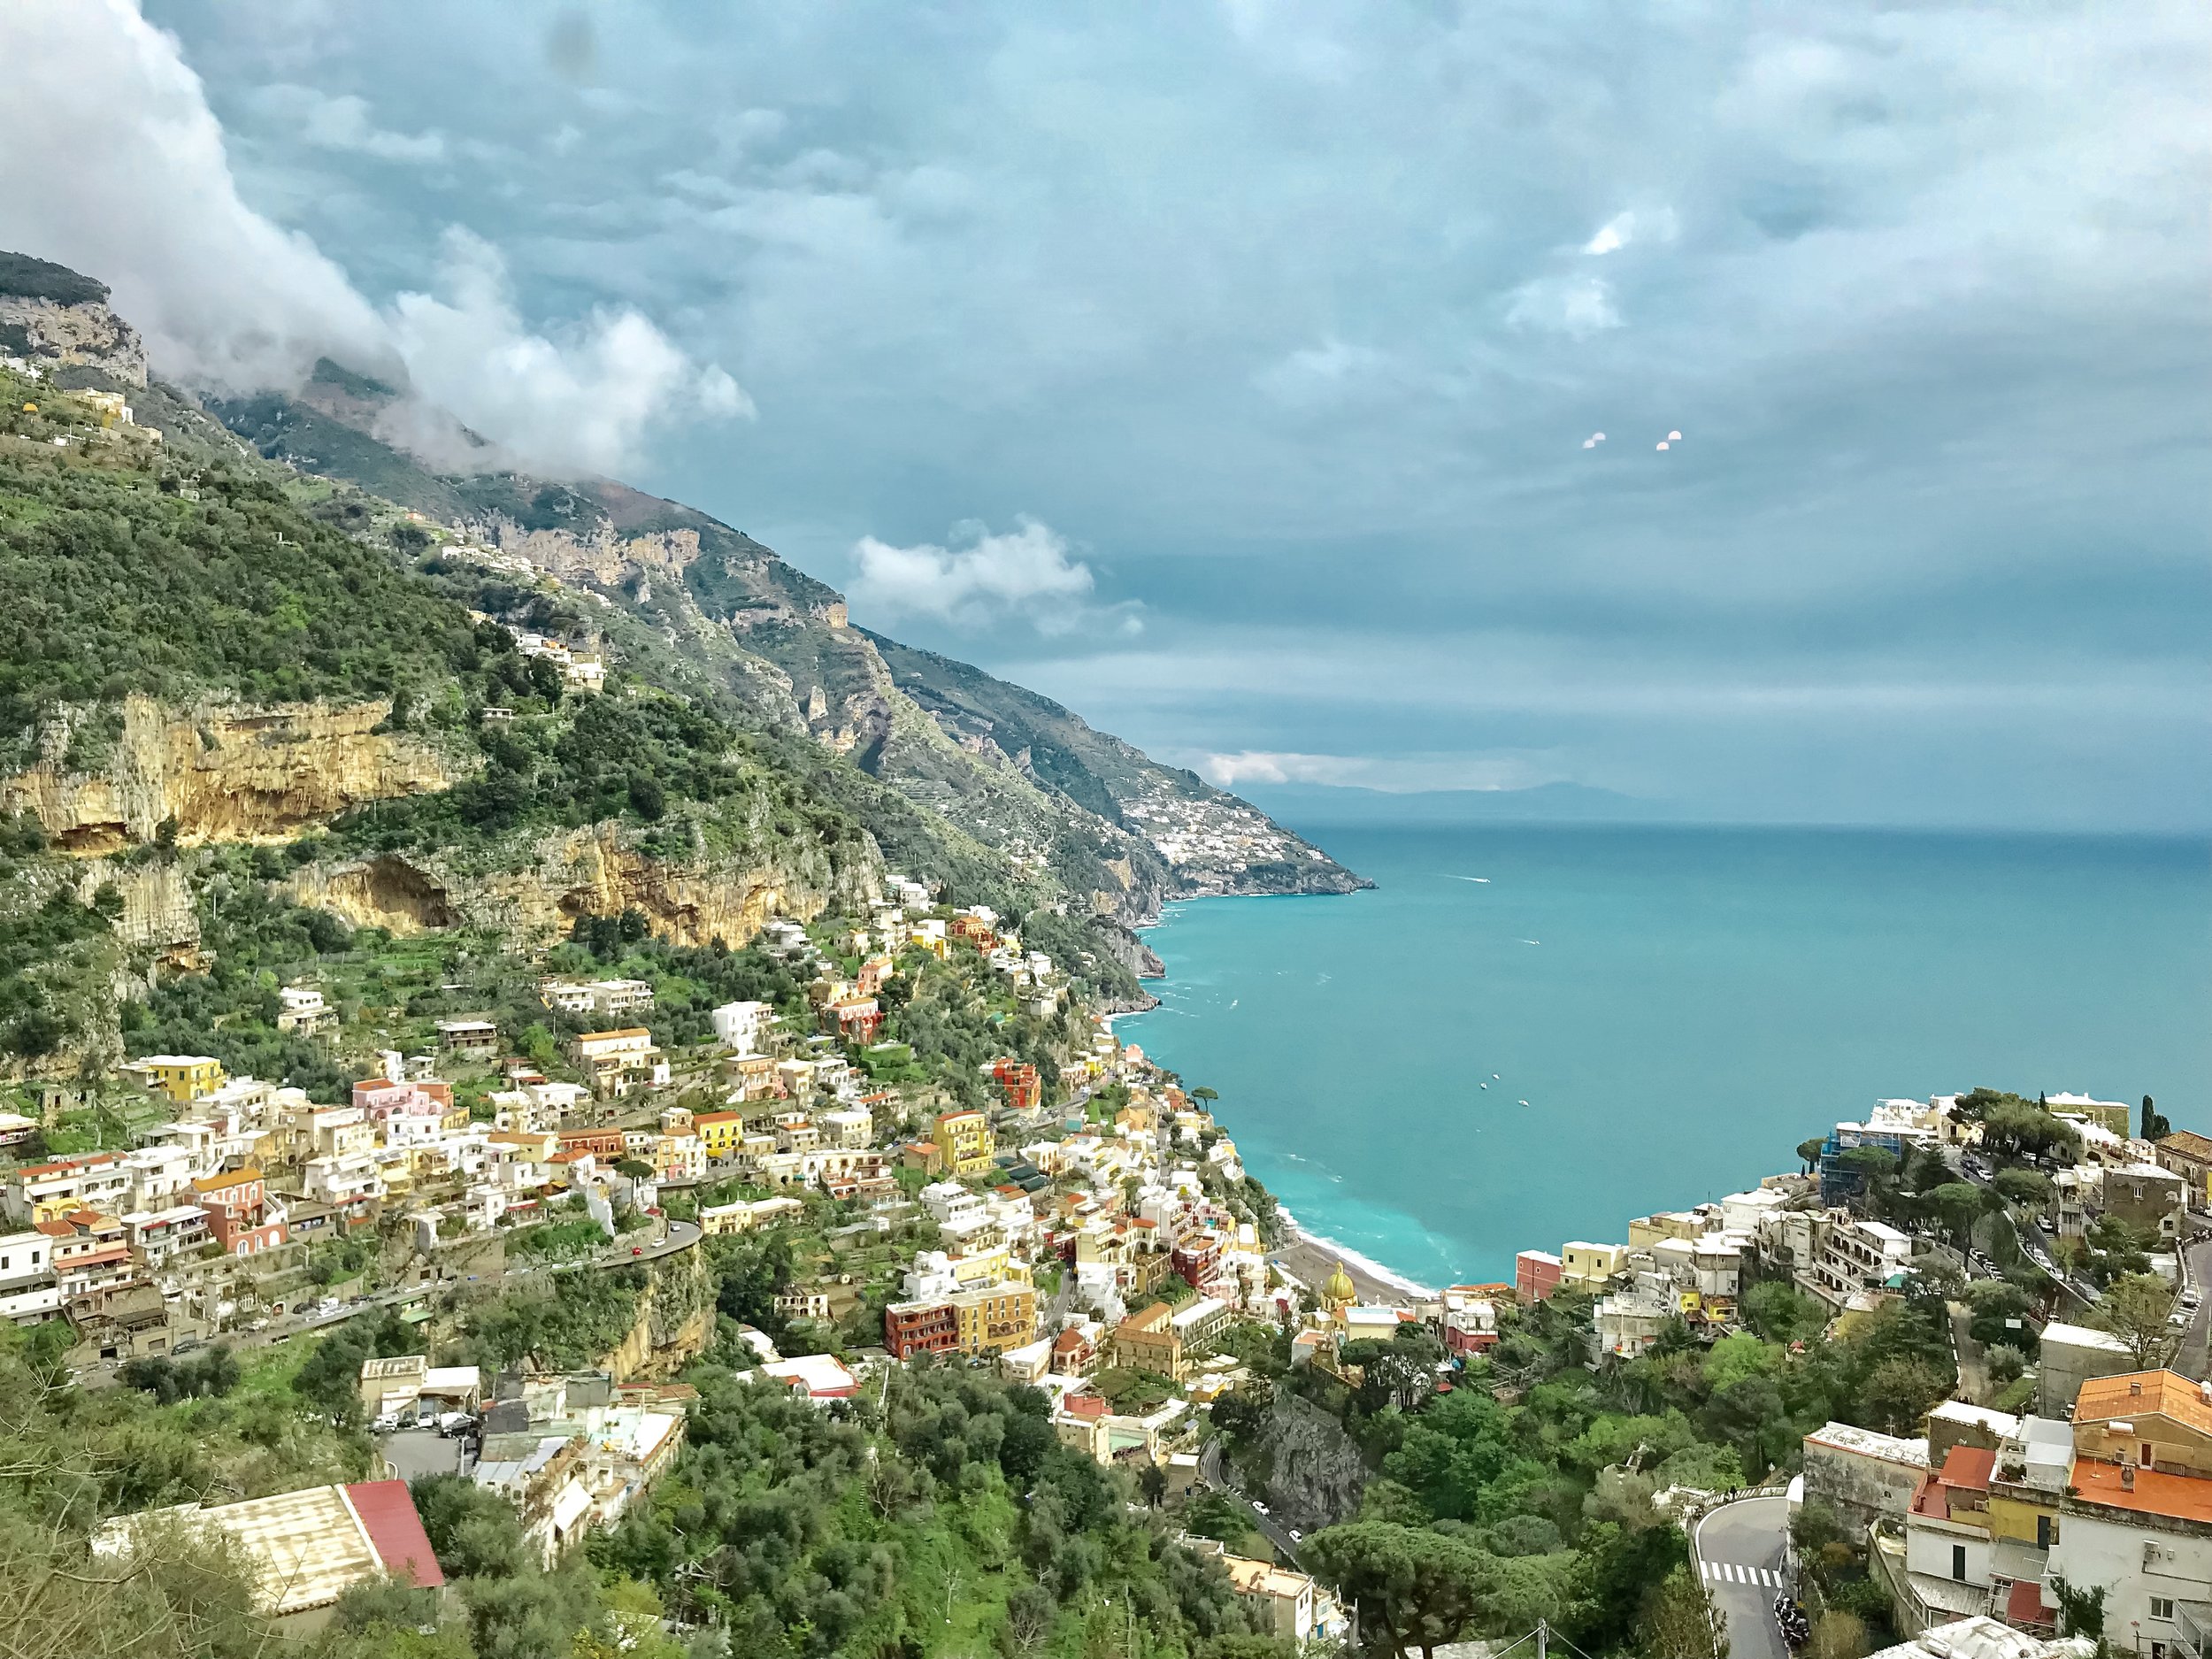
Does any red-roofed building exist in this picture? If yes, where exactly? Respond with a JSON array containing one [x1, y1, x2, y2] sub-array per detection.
[[344, 1479, 446, 1591]]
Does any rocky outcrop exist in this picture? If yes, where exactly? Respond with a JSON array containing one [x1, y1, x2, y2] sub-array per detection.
[[78, 859, 201, 968], [0, 294, 147, 386], [291, 818, 873, 949], [597, 1246, 714, 1382], [1257, 1394, 1369, 1532], [475, 520, 705, 589], [1, 695, 469, 854]]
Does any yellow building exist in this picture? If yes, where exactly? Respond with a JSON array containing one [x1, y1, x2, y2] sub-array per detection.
[[1560, 1240, 1629, 1292], [950, 1280, 1038, 1356], [932, 1109, 994, 1177], [694, 1110, 745, 1161], [127, 1055, 226, 1105]]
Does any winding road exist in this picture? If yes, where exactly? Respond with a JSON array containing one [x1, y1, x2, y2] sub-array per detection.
[[1693, 1494, 1793, 1659]]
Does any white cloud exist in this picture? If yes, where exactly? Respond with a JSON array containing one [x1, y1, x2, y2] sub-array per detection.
[[1255, 337, 1389, 408], [1200, 750, 1571, 792], [849, 517, 1100, 633], [1504, 273, 1623, 338], [0, 0, 388, 389], [255, 84, 446, 163], [388, 228, 753, 476], [1581, 207, 1678, 256], [0, 1, 748, 476]]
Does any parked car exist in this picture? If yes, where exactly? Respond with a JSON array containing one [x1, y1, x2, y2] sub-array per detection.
[[437, 1411, 474, 1438], [1251, 1500, 1269, 1516], [370, 1414, 402, 1434]]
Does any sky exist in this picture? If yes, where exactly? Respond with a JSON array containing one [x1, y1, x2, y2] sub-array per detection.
[[4, 1, 2207, 828]]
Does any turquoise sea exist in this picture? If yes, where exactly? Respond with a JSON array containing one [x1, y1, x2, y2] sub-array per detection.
[[1118, 826, 2212, 1291]]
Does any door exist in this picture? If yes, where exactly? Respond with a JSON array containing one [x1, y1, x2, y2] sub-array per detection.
[[1952, 1545, 1967, 1582]]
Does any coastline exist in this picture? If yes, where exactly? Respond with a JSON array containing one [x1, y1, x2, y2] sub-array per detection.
[[1271, 1206, 1440, 1303], [1110, 889, 1451, 1302]]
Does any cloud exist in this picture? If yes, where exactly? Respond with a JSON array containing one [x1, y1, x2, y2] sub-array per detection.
[[1200, 750, 1570, 793], [1581, 207, 1676, 256], [255, 84, 446, 163], [1503, 273, 1623, 338], [0, 0, 388, 388], [0, 1, 749, 476], [849, 518, 1102, 633], [1254, 338, 1389, 408], [388, 227, 753, 476]]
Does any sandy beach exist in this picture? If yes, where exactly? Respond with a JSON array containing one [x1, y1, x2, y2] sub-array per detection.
[[1271, 1223, 1431, 1306]]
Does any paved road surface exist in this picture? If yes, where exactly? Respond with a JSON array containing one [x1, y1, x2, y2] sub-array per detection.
[[2174, 1233, 2212, 1379], [1694, 1495, 1792, 1659]]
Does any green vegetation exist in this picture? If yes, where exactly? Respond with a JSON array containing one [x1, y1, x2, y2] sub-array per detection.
[[0, 250, 109, 306]]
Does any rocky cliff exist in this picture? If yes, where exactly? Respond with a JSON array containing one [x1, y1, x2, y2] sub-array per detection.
[[0, 695, 469, 854], [0, 249, 148, 387], [291, 812, 872, 949]]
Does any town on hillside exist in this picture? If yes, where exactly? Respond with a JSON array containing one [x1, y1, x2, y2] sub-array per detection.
[[6, 826, 2208, 1659]]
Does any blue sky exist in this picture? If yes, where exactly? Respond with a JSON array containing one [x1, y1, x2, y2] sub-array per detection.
[[8, 2, 2207, 826]]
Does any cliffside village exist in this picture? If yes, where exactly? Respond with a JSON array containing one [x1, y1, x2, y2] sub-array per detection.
[[12, 865, 2212, 1646]]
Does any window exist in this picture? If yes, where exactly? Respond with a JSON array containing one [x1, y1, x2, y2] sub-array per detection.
[[2152, 1599, 2176, 1622], [1952, 1545, 1967, 1583], [2144, 1443, 2157, 1468], [2036, 1516, 2056, 1548]]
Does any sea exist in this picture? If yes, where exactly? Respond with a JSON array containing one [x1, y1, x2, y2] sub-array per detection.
[[1116, 824, 2212, 1293]]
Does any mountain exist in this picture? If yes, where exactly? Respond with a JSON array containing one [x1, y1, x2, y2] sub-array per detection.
[[0, 255, 1364, 1069], [204, 360, 1365, 925]]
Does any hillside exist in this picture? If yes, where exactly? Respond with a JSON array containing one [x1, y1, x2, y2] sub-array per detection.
[[205, 358, 1364, 920]]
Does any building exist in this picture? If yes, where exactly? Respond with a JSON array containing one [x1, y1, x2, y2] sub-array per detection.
[[122, 1055, 226, 1105], [1799, 1216, 1915, 1309], [276, 987, 334, 1035], [1515, 1249, 1563, 1305], [2154, 1131, 2212, 1210], [711, 1000, 773, 1055], [1802, 1421, 1932, 1531], [94, 1481, 442, 1632], [1170, 1295, 1233, 1356], [541, 979, 656, 1018], [761, 1354, 859, 1400], [932, 1109, 994, 1177], [2031, 1371, 2212, 1647], [992, 1058, 1042, 1114], [436, 1019, 501, 1056], [885, 1298, 960, 1360], [1113, 1302, 1185, 1379], [1221, 1553, 1323, 1643], [1560, 1240, 1629, 1292], [570, 1029, 669, 1097], [5, 1151, 130, 1221], [2035, 1323, 2134, 1417]]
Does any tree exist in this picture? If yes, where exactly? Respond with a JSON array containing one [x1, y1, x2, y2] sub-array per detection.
[[1797, 1137, 1826, 1175], [1304, 1523, 1497, 1659], [1991, 1167, 2052, 1210], [2093, 1272, 2177, 1367], [2144, 1095, 2172, 1141], [2049, 1575, 2107, 1638], [1924, 1182, 1984, 1249], [1856, 1357, 1952, 1435], [1641, 1565, 1727, 1659]]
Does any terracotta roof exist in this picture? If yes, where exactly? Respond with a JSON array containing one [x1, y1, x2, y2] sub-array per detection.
[[579, 1026, 652, 1041], [2159, 1131, 2212, 1163], [1062, 1393, 1110, 1419], [191, 1168, 263, 1193], [343, 1480, 445, 1591], [1939, 1444, 1996, 1490], [2075, 1370, 2212, 1436], [2006, 1578, 2054, 1627], [2071, 1455, 2212, 1525]]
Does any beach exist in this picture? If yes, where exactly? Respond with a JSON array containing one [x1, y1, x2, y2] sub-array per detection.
[[1271, 1212, 1436, 1305]]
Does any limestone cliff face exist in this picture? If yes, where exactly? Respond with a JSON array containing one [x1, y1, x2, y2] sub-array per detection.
[[80, 860, 202, 969], [0, 294, 148, 387], [475, 519, 705, 589], [1, 695, 469, 854], [292, 817, 877, 950]]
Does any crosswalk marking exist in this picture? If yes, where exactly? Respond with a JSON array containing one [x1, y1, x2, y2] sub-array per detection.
[[1701, 1561, 1783, 1588]]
